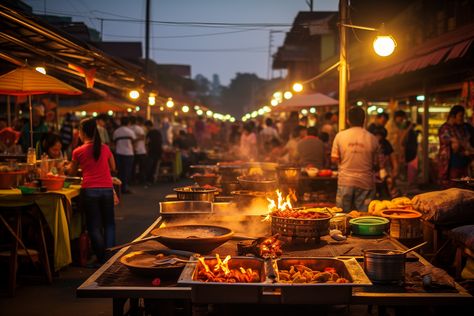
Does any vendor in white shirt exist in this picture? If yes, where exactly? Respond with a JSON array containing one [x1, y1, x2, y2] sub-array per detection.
[[331, 107, 380, 212], [113, 116, 136, 194], [129, 116, 147, 184]]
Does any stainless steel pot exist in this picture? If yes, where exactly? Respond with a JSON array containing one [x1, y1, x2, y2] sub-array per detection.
[[237, 176, 277, 192], [221, 181, 240, 196], [363, 249, 406, 283], [174, 186, 218, 202]]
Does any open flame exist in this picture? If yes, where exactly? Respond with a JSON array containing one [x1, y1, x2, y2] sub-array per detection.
[[264, 189, 297, 221], [196, 254, 259, 283]]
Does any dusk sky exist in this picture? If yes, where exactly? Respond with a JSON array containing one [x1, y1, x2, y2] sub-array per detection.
[[25, 0, 337, 85]]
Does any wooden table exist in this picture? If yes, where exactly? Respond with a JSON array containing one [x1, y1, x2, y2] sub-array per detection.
[[77, 214, 472, 316], [0, 185, 81, 271]]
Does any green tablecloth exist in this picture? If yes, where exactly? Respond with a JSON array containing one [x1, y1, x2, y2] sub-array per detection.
[[0, 185, 81, 271]]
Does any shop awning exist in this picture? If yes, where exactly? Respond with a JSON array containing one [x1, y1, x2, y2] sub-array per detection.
[[350, 24, 474, 91], [273, 93, 338, 111]]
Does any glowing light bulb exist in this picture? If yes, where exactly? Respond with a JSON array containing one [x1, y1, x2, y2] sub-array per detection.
[[129, 90, 140, 99], [373, 35, 396, 57], [292, 82, 303, 93]]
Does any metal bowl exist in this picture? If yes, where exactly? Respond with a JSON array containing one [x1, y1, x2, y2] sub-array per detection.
[[221, 181, 240, 196], [174, 186, 218, 202], [192, 174, 219, 187]]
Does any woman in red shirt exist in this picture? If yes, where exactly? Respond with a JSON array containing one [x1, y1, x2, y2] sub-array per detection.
[[67, 118, 116, 264]]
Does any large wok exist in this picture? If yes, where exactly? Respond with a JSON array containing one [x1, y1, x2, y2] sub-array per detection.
[[150, 225, 234, 253]]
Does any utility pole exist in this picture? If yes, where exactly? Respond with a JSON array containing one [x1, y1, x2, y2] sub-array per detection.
[[99, 18, 104, 40], [306, 0, 314, 11], [338, 0, 348, 131], [145, 0, 151, 120], [267, 30, 273, 80]]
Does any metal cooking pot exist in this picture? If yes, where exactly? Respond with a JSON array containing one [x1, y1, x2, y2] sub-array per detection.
[[363, 249, 406, 283], [174, 186, 218, 202], [237, 176, 277, 192], [221, 181, 240, 196]]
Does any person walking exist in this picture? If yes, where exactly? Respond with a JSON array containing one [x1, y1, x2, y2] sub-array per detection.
[[144, 120, 162, 184], [67, 118, 116, 264], [130, 116, 147, 184], [113, 116, 136, 194], [331, 107, 380, 212]]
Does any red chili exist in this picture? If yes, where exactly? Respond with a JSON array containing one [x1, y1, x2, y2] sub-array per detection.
[[324, 267, 336, 274], [151, 278, 161, 286]]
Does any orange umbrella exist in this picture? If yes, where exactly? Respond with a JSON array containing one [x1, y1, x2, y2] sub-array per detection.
[[0, 67, 82, 146], [58, 100, 134, 115]]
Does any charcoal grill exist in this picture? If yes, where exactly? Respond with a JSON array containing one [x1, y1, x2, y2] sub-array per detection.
[[271, 210, 332, 242]]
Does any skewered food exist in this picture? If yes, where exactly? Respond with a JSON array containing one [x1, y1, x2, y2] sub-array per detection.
[[277, 264, 349, 284]]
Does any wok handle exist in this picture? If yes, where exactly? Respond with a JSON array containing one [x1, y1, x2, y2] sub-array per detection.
[[231, 234, 258, 241], [106, 235, 161, 252]]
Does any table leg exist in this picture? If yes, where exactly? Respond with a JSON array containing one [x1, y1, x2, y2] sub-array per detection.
[[112, 298, 127, 316], [38, 216, 53, 283], [7, 211, 20, 296]]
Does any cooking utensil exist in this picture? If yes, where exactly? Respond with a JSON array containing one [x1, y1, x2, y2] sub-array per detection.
[[349, 216, 389, 236], [150, 224, 234, 253], [401, 241, 428, 254], [363, 249, 406, 283], [237, 176, 277, 192], [174, 186, 218, 202], [221, 181, 240, 196], [159, 201, 213, 217], [153, 257, 194, 266], [120, 249, 194, 277], [107, 235, 162, 252], [192, 174, 219, 187]]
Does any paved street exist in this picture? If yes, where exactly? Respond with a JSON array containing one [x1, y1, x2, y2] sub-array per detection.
[[0, 180, 190, 316]]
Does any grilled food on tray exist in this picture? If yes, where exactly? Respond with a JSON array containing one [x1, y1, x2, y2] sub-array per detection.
[[196, 255, 260, 283], [278, 265, 349, 284], [272, 209, 331, 220]]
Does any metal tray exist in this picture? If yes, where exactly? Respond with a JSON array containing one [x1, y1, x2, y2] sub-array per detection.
[[270, 257, 372, 304], [159, 201, 213, 217], [178, 256, 266, 303]]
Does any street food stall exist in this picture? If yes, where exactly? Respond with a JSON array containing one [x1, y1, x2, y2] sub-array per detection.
[[77, 162, 473, 315]]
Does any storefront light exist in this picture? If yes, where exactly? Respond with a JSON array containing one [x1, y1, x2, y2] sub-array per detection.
[[292, 82, 303, 93], [271, 99, 278, 106], [283, 91, 293, 100], [356, 101, 363, 106], [194, 105, 200, 110], [92, 112, 98, 117], [135, 106, 140, 112], [107, 110, 113, 116], [251, 111, 258, 118], [263, 106, 271, 113], [310, 107, 316, 114], [196, 109, 203, 115], [377, 108, 384, 113], [273, 91, 282, 99], [206, 110, 213, 117], [129, 90, 140, 100], [230, 117, 236, 123], [148, 94, 156, 106], [258, 108, 265, 115], [182, 105, 190, 113], [166, 98, 174, 108], [81, 111, 87, 116], [416, 95, 425, 101], [35, 66, 46, 74], [127, 108, 132, 113], [301, 109, 308, 115], [160, 106, 165, 111]]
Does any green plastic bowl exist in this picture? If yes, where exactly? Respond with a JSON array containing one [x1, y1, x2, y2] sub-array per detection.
[[349, 216, 389, 236], [19, 185, 39, 195]]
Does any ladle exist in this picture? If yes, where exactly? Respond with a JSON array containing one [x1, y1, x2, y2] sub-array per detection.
[[401, 241, 428, 255]]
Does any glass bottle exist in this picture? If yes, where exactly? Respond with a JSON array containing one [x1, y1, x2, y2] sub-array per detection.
[[27, 147, 36, 164]]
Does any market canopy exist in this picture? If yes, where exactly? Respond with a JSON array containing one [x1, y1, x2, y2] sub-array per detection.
[[58, 100, 134, 114], [0, 67, 82, 95], [274, 92, 338, 111]]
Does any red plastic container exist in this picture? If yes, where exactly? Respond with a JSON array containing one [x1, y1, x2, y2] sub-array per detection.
[[40, 176, 65, 190]]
